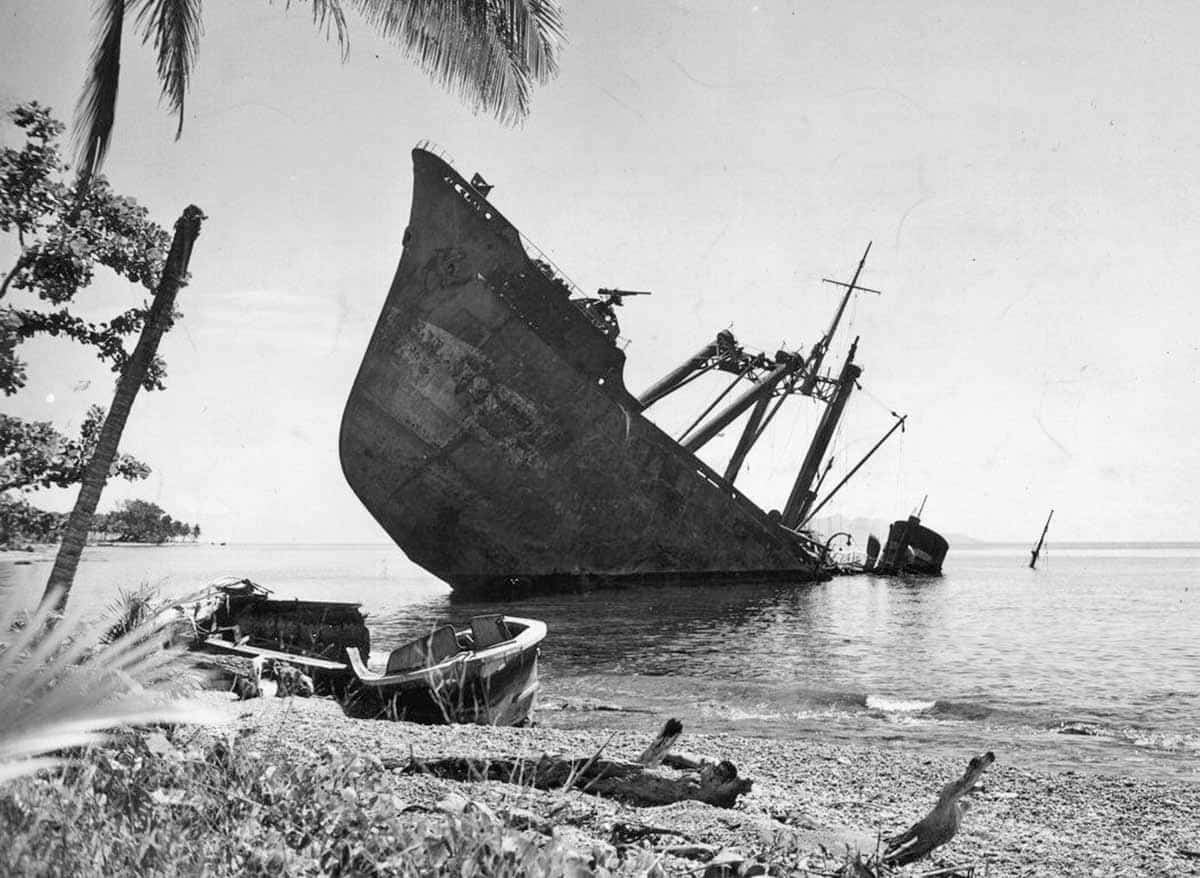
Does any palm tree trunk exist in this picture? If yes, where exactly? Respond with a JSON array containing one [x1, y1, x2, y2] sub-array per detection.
[[42, 205, 205, 612]]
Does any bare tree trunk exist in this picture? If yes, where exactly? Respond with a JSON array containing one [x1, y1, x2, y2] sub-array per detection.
[[41, 206, 205, 612]]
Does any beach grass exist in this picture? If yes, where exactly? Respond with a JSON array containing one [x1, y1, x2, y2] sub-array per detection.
[[0, 727, 666, 877]]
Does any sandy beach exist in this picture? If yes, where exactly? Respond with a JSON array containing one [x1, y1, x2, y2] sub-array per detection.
[[192, 680, 1200, 877]]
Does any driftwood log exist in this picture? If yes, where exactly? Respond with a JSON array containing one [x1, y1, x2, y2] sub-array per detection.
[[401, 719, 753, 808], [882, 751, 995, 868]]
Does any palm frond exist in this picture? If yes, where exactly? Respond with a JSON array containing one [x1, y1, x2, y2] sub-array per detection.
[[102, 581, 162, 642], [286, 0, 352, 60], [0, 587, 214, 783], [497, 0, 564, 83], [74, 0, 126, 183], [133, 0, 204, 139], [349, 0, 564, 125]]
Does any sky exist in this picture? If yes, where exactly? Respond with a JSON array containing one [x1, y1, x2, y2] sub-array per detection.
[[2, 0, 1198, 544]]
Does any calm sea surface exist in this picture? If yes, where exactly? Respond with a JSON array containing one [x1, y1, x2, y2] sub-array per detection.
[[3, 543, 1198, 782]]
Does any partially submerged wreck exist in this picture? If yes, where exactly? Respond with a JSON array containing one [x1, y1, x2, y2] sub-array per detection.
[[340, 144, 903, 596], [864, 500, 949, 576]]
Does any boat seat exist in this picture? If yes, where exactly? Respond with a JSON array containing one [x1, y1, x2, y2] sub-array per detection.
[[385, 625, 460, 674], [470, 614, 512, 649]]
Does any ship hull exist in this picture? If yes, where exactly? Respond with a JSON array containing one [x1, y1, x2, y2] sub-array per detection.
[[340, 149, 825, 596], [873, 517, 949, 576]]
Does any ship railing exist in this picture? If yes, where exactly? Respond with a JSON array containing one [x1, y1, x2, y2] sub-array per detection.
[[418, 138, 631, 348], [517, 234, 584, 298], [519, 235, 638, 346]]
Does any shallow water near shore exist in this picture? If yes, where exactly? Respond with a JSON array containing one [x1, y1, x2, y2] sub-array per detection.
[[3, 542, 1198, 782]]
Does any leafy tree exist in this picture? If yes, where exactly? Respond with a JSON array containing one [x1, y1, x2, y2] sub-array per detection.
[[75, 0, 566, 180], [0, 407, 150, 493], [191, 522, 200, 541], [0, 103, 173, 395], [105, 498, 191, 543], [0, 495, 66, 546], [0, 103, 203, 608]]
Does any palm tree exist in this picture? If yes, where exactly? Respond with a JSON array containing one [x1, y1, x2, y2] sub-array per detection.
[[42, 206, 204, 611], [75, 0, 565, 180]]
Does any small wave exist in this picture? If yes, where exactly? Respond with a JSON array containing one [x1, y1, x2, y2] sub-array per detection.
[[1119, 729, 1200, 752], [700, 703, 785, 722], [1038, 719, 1200, 753], [866, 694, 936, 713], [929, 699, 999, 721]]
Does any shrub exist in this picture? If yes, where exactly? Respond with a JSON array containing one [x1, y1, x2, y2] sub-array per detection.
[[0, 732, 664, 877]]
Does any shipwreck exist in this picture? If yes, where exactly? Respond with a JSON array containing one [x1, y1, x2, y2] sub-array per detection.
[[340, 144, 904, 596]]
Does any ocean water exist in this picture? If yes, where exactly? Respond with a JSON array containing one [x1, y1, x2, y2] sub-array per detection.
[[2, 543, 1198, 782]]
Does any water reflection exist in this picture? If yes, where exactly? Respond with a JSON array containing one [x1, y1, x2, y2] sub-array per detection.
[[361, 549, 1200, 759]]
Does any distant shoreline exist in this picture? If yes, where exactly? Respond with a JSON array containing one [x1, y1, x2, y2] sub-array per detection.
[[5, 540, 1200, 563], [962, 540, 1200, 550]]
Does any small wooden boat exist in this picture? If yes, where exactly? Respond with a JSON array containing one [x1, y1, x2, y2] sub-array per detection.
[[193, 578, 369, 688], [345, 615, 546, 726]]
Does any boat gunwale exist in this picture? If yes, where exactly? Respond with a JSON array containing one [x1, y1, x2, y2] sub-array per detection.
[[345, 616, 546, 687]]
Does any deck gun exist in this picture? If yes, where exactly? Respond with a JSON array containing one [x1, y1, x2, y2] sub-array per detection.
[[597, 288, 652, 307]]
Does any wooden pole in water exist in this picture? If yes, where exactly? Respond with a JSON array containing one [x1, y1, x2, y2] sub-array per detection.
[[1029, 509, 1054, 569]]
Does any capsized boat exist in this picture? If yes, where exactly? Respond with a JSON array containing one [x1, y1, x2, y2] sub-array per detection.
[[340, 143, 903, 596], [345, 614, 545, 725]]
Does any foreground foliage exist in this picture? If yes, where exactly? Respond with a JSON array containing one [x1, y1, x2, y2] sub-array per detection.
[[0, 730, 664, 877], [0, 588, 209, 783]]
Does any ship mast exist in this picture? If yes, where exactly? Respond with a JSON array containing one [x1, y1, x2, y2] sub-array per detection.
[[801, 243, 880, 395], [781, 244, 882, 529], [798, 412, 907, 528], [1029, 509, 1054, 569], [782, 337, 861, 528], [634, 245, 882, 519]]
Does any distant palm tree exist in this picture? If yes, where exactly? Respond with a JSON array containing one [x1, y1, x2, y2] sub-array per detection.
[[75, 0, 565, 180]]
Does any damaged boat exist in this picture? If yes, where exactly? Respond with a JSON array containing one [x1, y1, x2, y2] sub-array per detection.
[[194, 579, 544, 725], [194, 577, 370, 675], [340, 144, 904, 596], [864, 499, 949, 576], [345, 614, 545, 725]]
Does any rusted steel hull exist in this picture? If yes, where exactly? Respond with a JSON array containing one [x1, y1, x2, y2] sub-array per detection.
[[874, 516, 949, 576], [339, 148, 826, 596]]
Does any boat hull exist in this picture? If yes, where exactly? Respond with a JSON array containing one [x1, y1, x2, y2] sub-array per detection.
[[340, 149, 825, 595], [346, 617, 545, 726], [349, 646, 539, 725]]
